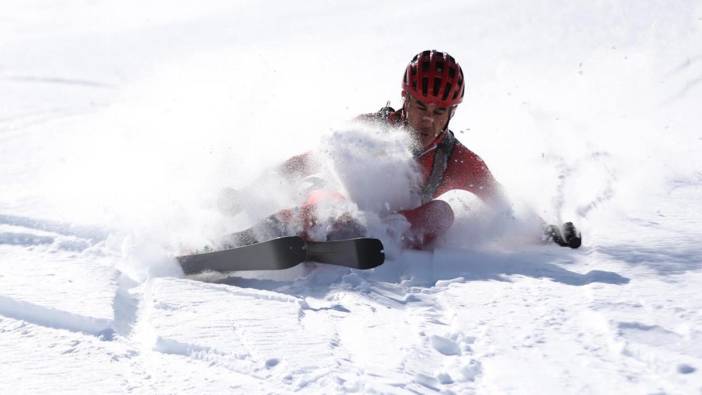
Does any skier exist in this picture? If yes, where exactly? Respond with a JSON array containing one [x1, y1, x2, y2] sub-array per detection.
[[223, 50, 581, 250]]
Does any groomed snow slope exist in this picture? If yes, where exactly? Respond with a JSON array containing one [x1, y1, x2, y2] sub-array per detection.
[[1, 1, 702, 393]]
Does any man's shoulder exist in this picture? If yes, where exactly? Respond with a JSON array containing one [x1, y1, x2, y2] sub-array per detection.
[[355, 105, 403, 126], [280, 151, 318, 177], [449, 134, 484, 163], [443, 133, 500, 197], [447, 134, 492, 174]]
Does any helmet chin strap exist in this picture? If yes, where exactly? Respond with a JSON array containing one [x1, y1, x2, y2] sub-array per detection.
[[441, 106, 457, 133]]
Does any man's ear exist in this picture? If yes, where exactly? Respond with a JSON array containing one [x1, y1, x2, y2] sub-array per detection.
[[442, 106, 457, 132], [401, 91, 408, 110], [449, 106, 457, 119]]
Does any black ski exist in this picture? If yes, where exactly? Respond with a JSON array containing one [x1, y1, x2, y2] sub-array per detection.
[[177, 237, 385, 274], [307, 238, 385, 269], [178, 236, 307, 274]]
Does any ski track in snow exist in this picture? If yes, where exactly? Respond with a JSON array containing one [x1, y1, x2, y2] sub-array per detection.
[[0, 173, 700, 393], [1, 211, 701, 393]]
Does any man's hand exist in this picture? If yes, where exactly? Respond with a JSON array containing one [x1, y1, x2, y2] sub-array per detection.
[[544, 222, 582, 249]]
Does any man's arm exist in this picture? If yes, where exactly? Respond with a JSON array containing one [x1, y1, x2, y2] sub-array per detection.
[[445, 145, 582, 248], [277, 152, 318, 179], [440, 144, 507, 208], [217, 152, 320, 217]]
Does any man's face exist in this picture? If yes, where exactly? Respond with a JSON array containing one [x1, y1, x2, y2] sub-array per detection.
[[403, 93, 453, 149]]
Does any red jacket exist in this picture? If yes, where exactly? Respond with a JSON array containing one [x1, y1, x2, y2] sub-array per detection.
[[356, 107, 502, 205], [281, 107, 502, 206], [278, 107, 504, 247], [415, 129, 500, 202]]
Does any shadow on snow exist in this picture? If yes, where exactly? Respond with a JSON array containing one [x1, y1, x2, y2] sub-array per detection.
[[592, 243, 702, 275], [207, 246, 630, 299]]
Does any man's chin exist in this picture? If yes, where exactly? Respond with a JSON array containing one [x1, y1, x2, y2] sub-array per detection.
[[418, 132, 434, 143], [406, 128, 435, 151]]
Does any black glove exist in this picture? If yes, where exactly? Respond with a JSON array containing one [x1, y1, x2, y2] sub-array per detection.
[[544, 222, 582, 249]]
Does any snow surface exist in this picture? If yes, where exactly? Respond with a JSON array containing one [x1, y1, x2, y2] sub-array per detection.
[[2, 0, 702, 393]]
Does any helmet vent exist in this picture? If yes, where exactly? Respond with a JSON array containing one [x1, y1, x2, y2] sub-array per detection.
[[421, 61, 430, 72], [433, 78, 442, 96], [443, 83, 452, 100], [421, 77, 429, 96], [448, 67, 456, 78]]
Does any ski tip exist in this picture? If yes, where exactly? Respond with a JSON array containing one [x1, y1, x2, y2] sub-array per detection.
[[356, 255, 385, 269], [359, 243, 385, 270]]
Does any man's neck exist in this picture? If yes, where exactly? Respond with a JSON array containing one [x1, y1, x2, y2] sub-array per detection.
[[414, 130, 448, 158]]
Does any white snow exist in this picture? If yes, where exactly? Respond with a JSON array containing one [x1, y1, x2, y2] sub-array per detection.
[[2, 0, 702, 393]]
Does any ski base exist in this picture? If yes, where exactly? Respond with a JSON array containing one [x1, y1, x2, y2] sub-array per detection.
[[178, 236, 306, 274], [306, 238, 385, 270], [177, 237, 385, 274]]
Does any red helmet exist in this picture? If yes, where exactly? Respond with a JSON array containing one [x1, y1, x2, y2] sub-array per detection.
[[402, 50, 465, 107]]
